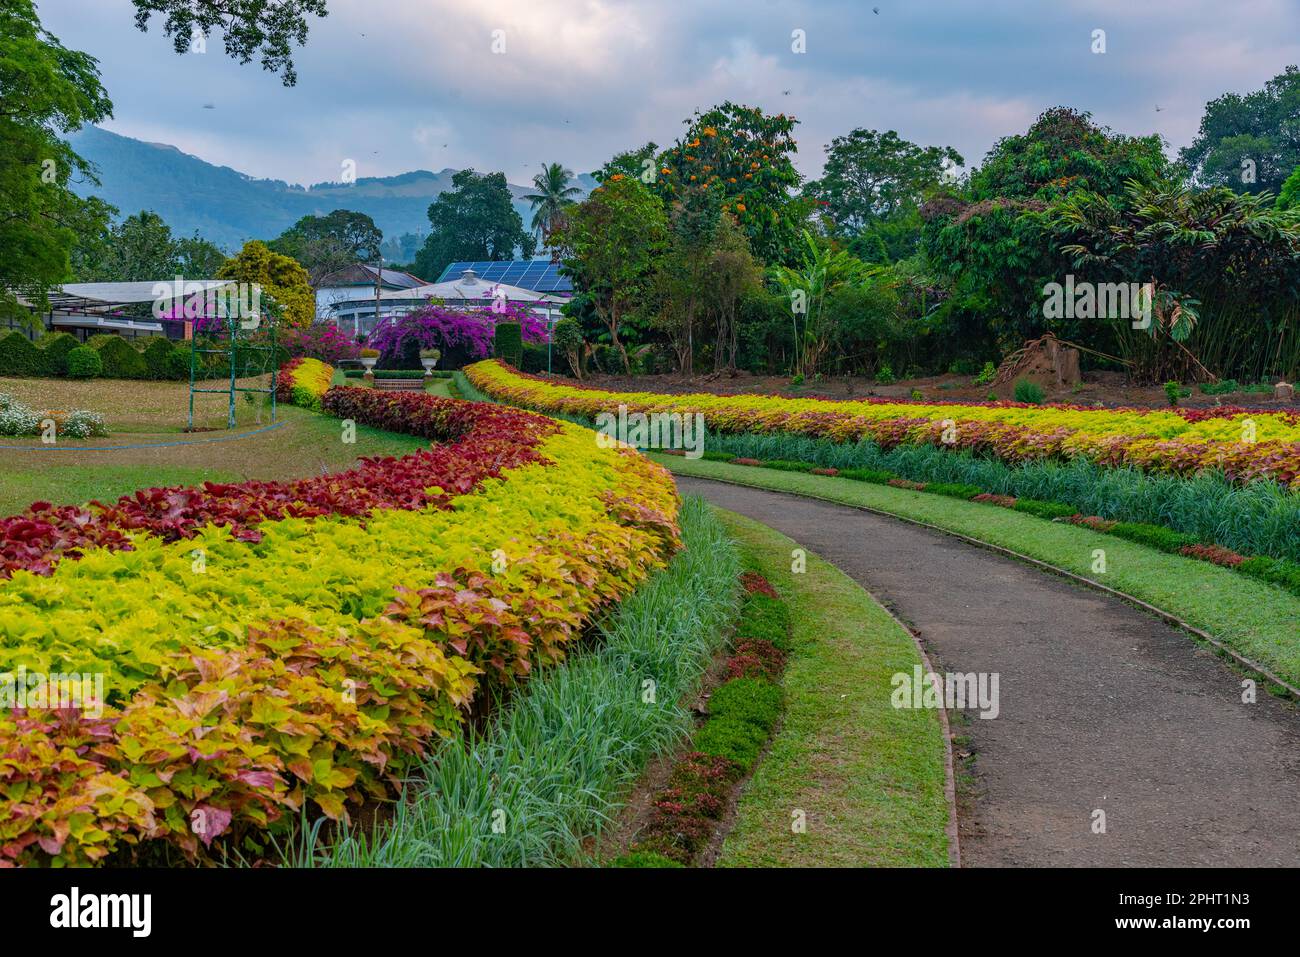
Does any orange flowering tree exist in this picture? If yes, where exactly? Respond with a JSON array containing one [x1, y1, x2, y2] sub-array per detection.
[[654, 102, 803, 264]]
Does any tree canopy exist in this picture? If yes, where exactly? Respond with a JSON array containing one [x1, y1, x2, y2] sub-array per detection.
[[268, 209, 383, 283], [413, 169, 535, 281], [129, 0, 328, 86], [1181, 65, 1300, 195], [216, 239, 314, 327], [807, 128, 962, 233], [0, 0, 114, 325]]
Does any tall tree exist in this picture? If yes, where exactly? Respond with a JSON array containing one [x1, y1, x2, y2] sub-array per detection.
[[522, 163, 581, 250], [554, 176, 668, 373], [0, 0, 114, 327], [130, 0, 328, 86], [595, 142, 658, 184], [655, 102, 802, 265], [268, 210, 382, 283], [922, 107, 1173, 349], [73, 210, 178, 281], [217, 239, 314, 327], [1181, 66, 1300, 195], [413, 169, 535, 280], [807, 129, 963, 233], [175, 233, 228, 276]]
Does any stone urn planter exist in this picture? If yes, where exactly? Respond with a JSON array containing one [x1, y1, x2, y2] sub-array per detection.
[[359, 356, 378, 371], [419, 350, 440, 372]]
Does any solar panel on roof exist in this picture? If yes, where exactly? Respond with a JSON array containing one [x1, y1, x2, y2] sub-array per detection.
[[436, 260, 571, 294]]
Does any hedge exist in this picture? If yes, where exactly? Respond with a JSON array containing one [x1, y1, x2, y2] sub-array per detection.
[[493, 321, 523, 368], [85, 334, 148, 379], [35, 332, 78, 375], [0, 332, 46, 376], [66, 346, 102, 379]]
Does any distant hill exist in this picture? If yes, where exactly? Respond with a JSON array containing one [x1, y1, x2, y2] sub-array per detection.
[[65, 126, 598, 253]]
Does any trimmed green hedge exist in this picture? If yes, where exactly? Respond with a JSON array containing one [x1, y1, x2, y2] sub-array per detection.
[[493, 322, 523, 368], [0, 331, 222, 381], [0, 332, 46, 376], [86, 334, 148, 379], [66, 346, 102, 379], [35, 332, 78, 375]]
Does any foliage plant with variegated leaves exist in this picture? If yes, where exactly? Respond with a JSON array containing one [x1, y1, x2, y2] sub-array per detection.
[[0, 387, 680, 866]]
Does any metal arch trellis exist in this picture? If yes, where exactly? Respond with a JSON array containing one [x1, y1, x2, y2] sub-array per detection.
[[187, 306, 280, 431]]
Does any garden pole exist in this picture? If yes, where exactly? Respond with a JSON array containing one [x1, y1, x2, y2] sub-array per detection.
[[227, 319, 237, 429]]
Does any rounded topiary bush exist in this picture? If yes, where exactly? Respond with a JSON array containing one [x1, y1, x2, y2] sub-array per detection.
[[139, 336, 182, 379], [66, 345, 103, 379], [0, 331, 47, 376], [87, 334, 148, 378], [493, 321, 523, 369], [35, 332, 79, 375]]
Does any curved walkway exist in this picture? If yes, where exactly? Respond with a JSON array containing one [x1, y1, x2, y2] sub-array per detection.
[[677, 475, 1300, 867]]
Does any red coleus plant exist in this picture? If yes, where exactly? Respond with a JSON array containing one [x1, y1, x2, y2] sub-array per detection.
[[0, 389, 559, 581]]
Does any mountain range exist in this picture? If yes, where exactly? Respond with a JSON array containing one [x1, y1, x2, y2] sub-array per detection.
[[65, 125, 597, 257]]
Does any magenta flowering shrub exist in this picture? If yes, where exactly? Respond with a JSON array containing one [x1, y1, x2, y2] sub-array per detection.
[[367, 301, 549, 366], [280, 324, 362, 364]]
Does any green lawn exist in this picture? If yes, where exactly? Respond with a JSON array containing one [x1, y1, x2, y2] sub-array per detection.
[[716, 509, 952, 867], [0, 405, 431, 515], [656, 454, 1300, 689]]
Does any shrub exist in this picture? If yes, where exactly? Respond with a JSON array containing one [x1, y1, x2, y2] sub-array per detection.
[[165, 346, 193, 380], [59, 409, 108, 438], [66, 346, 103, 379], [925, 482, 983, 500], [138, 336, 181, 379], [36, 332, 79, 375], [0, 331, 46, 376], [735, 593, 792, 651], [701, 450, 735, 461], [1109, 521, 1199, 553], [493, 321, 523, 368], [1164, 381, 1181, 407], [692, 715, 768, 771], [761, 459, 815, 472], [88, 335, 148, 378], [707, 678, 783, 732], [1011, 498, 1077, 520], [973, 361, 997, 385], [1238, 556, 1300, 594], [875, 363, 895, 385], [1013, 379, 1044, 404]]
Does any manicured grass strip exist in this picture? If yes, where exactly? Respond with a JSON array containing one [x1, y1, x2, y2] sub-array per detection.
[[299, 497, 741, 868], [713, 510, 951, 868], [657, 455, 1300, 689], [0, 406, 430, 515]]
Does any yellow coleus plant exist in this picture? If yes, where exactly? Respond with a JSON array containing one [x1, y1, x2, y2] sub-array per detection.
[[466, 360, 1300, 486]]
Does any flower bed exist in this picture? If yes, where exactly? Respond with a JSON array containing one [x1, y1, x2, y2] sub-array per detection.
[[0, 388, 680, 865], [465, 360, 1300, 488], [0, 392, 107, 439], [277, 357, 334, 411]]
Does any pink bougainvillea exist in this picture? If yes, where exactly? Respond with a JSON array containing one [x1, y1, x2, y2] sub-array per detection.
[[366, 301, 549, 364]]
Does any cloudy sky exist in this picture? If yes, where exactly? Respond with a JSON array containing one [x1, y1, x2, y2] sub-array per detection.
[[38, 0, 1300, 187]]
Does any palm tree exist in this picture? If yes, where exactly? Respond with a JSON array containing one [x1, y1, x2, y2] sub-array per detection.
[[523, 163, 581, 255]]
